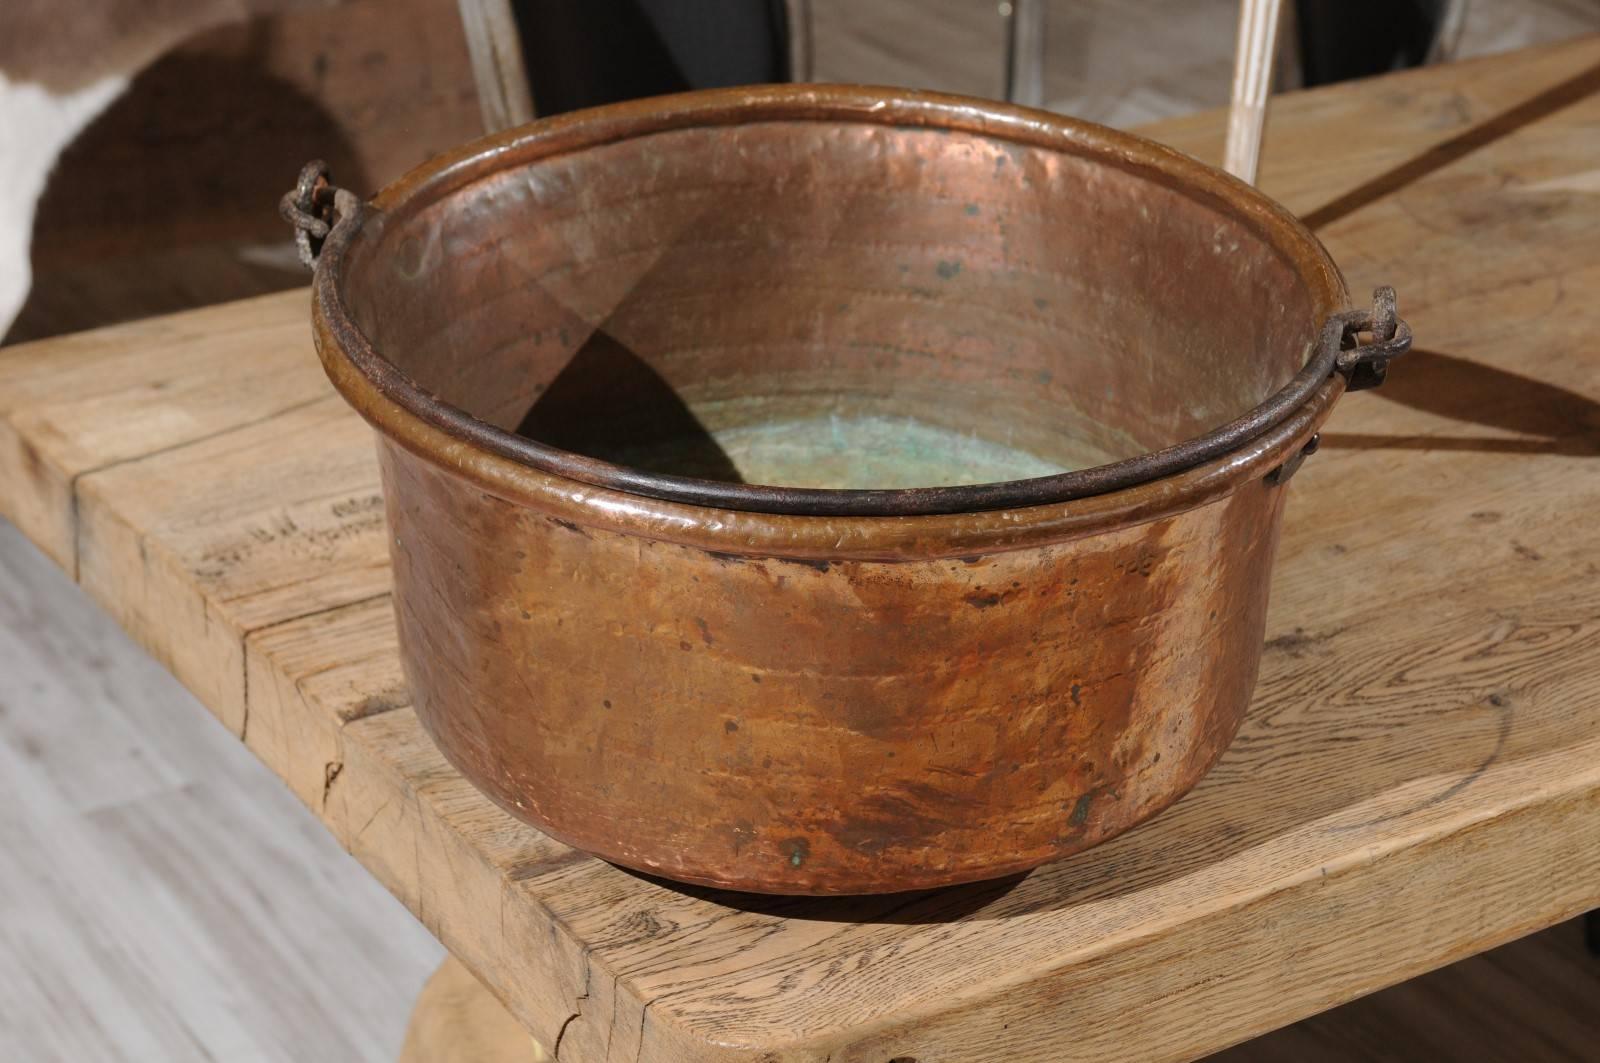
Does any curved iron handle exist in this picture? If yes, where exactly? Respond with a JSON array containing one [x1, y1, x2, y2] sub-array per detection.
[[282, 155, 1414, 507], [278, 161, 1415, 394]]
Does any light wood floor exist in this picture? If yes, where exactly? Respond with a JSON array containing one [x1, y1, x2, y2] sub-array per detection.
[[4, 1, 1600, 1060], [0, 519, 443, 1061]]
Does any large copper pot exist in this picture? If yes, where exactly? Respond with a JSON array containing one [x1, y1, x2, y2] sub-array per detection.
[[294, 86, 1408, 894]]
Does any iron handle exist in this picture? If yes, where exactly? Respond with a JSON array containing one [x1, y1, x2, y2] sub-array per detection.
[[1266, 286, 1413, 485], [282, 159, 1411, 505]]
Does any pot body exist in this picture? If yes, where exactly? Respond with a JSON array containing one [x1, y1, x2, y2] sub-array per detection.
[[308, 84, 1352, 894], [379, 437, 1291, 893]]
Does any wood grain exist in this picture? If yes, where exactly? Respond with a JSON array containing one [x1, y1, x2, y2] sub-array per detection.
[[3, 36, 1600, 1062], [393, 920, 1600, 1063], [1213, 917, 1600, 1061], [0, 290, 322, 569]]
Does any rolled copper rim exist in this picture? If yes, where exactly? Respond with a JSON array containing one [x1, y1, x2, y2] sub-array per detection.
[[314, 84, 1349, 519]]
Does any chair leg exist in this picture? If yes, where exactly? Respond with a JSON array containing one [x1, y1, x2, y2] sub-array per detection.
[[1002, 0, 1047, 108]]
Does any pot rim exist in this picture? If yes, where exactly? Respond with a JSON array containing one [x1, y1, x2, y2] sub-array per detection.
[[311, 84, 1349, 549]]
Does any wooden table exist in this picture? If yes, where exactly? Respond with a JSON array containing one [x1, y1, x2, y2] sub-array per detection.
[[4, 36, 1600, 1063]]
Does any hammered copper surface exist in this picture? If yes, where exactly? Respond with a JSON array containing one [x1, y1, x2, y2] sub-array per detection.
[[379, 441, 1289, 891], [311, 86, 1349, 893]]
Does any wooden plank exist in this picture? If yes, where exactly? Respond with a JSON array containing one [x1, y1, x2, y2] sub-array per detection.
[[1214, 918, 1600, 1061], [74, 393, 388, 731], [1146, 32, 1600, 224], [244, 594, 409, 810], [0, 289, 324, 569], [3, 36, 1600, 1062], [393, 917, 1600, 1063]]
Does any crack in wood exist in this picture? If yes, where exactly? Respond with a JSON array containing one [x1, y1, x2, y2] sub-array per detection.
[[552, 958, 591, 1059]]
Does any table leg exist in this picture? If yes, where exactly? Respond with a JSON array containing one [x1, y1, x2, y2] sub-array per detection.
[[399, 955, 552, 1062]]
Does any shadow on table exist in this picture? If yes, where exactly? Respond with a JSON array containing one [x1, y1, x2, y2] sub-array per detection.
[[1301, 60, 1600, 232], [1319, 347, 1600, 457], [632, 869, 1033, 925]]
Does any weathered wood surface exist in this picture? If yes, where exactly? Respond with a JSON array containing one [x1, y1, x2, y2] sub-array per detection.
[[3, 35, 1599, 1062], [395, 917, 1600, 1063]]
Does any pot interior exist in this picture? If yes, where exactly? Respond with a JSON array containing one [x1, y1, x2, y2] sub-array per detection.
[[342, 118, 1322, 490]]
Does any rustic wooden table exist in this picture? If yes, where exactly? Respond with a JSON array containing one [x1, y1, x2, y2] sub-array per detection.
[[3, 35, 1599, 1063]]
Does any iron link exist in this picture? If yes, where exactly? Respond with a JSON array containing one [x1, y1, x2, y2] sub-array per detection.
[[279, 160, 342, 270], [1335, 285, 1412, 391]]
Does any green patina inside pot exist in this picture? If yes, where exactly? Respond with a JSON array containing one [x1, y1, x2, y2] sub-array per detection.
[[647, 411, 1077, 489], [513, 348, 1129, 488]]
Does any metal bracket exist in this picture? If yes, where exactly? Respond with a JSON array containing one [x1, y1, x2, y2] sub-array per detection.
[[1266, 433, 1320, 486], [1263, 286, 1411, 485]]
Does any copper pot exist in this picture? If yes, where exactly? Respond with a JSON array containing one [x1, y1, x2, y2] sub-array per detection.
[[292, 86, 1408, 895]]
